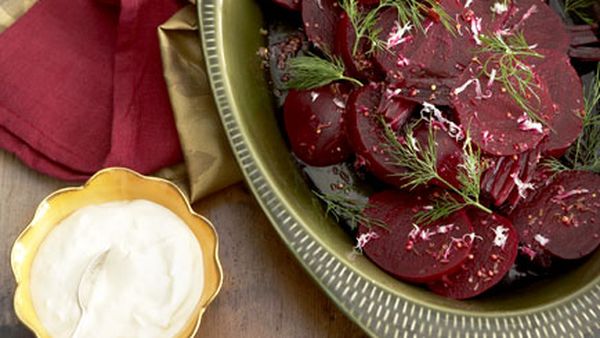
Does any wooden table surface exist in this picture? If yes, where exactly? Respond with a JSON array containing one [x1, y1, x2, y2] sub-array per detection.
[[0, 149, 368, 338]]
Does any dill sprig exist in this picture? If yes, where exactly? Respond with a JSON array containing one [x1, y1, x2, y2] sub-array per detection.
[[565, 0, 597, 25], [548, 63, 600, 173], [479, 32, 546, 124], [381, 119, 438, 189], [285, 55, 363, 90], [381, 118, 492, 224], [314, 192, 387, 230], [414, 195, 464, 224], [340, 0, 454, 56], [543, 157, 571, 172]]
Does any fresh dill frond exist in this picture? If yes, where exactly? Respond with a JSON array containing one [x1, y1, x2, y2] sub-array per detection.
[[340, 0, 454, 56], [380, 118, 492, 224], [551, 63, 600, 173], [340, 0, 386, 55], [414, 194, 464, 224], [542, 156, 571, 173], [479, 32, 546, 124], [457, 131, 485, 205], [423, 0, 456, 34], [314, 191, 387, 230], [380, 118, 438, 190], [415, 130, 490, 224], [285, 55, 363, 89], [565, 0, 597, 25], [572, 85, 600, 172]]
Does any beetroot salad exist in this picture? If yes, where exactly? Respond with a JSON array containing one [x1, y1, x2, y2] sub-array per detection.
[[260, 0, 600, 299]]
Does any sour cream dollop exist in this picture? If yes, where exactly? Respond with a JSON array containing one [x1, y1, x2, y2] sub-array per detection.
[[30, 200, 204, 338]]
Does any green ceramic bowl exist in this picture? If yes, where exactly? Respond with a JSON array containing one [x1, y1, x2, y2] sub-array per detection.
[[198, 1, 600, 336]]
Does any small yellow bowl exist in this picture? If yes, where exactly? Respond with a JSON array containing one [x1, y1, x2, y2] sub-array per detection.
[[11, 167, 223, 338]]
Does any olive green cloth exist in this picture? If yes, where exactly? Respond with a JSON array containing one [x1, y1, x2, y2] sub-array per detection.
[[159, 5, 242, 201]]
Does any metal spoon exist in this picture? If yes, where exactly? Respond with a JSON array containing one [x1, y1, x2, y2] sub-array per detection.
[[71, 249, 110, 338]]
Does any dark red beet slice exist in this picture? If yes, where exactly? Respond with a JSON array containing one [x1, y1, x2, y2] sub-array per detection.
[[494, 152, 530, 205], [272, 0, 301, 11], [510, 171, 600, 260], [471, 0, 513, 28], [346, 85, 461, 188], [493, 156, 522, 205], [371, 7, 402, 77], [533, 50, 584, 157], [503, 162, 549, 213], [502, 0, 569, 53], [569, 25, 600, 47], [452, 63, 557, 156], [301, 0, 341, 53], [284, 84, 352, 166], [481, 147, 541, 206], [481, 155, 518, 205], [345, 84, 415, 186], [400, 25, 471, 80], [334, 13, 379, 80], [569, 46, 600, 62], [373, 0, 504, 99], [389, 77, 458, 106], [428, 211, 519, 299], [499, 147, 541, 206], [358, 190, 474, 283]]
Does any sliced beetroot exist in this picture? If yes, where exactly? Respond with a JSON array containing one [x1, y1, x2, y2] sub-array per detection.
[[469, 0, 513, 30], [481, 147, 541, 206], [492, 156, 522, 205], [510, 170, 600, 260], [345, 84, 415, 186], [481, 156, 518, 205], [500, 147, 541, 206], [301, 0, 341, 53], [372, 7, 410, 79], [390, 77, 458, 107], [533, 50, 585, 157], [373, 0, 503, 97], [569, 46, 600, 62], [373, 0, 471, 78], [346, 85, 462, 188], [334, 13, 379, 80], [569, 25, 600, 47], [502, 0, 569, 53], [375, 21, 472, 88], [400, 24, 471, 80], [428, 211, 519, 299], [272, 0, 301, 11], [503, 162, 549, 212], [358, 190, 474, 283], [283, 84, 352, 166], [452, 63, 557, 156]]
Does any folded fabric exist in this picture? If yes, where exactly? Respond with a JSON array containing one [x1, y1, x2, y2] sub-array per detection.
[[0, 0, 184, 180], [159, 5, 242, 200], [0, 0, 36, 32]]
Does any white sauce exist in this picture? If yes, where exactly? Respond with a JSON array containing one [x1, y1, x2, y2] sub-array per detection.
[[30, 200, 204, 338]]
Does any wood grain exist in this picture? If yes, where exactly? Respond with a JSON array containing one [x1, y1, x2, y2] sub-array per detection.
[[0, 150, 367, 338]]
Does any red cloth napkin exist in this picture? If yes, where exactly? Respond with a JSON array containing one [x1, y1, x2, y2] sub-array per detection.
[[0, 0, 184, 180]]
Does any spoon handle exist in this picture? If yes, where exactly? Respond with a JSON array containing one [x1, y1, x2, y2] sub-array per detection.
[[71, 249, 110, 338]]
